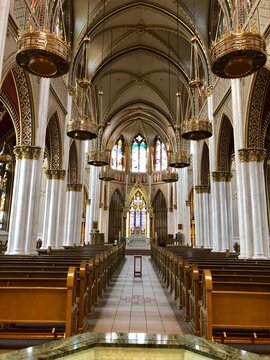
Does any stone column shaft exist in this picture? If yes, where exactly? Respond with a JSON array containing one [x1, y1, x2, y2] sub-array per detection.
[[195, 186, 211, 248], [84, 199, 91, 244], [89, 166, 101, 234], [7, 146, 41, 254], [238, 148, 269, 258], [42, 170, 66, 249], [212, 172, 233, 252], [63, 184, 82, 247], [0, 1, 10, 85]]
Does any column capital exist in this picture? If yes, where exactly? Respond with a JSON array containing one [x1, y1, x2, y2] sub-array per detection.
[[14, 146, 41, 160], [212, 171, 232, 182], [205, 85, 213, 96], [238, 148, 266, 163], [67, 184, 82, 192], [45, 169, 66, 180], [195, 185, 211, 193], [186, 200, 191, 207]]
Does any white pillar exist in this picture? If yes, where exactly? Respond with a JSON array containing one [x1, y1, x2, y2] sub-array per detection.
[[42, 170, 66, 249], [238, 149, 269, 258], [0, 0, 10, 85], [212, 172, 233, 252], [84, 199, 91, 244], [89, 166, 101, 235], [63, 184, 82, 247], [195, 186, 211, 248], [7, 147, 41, 254]]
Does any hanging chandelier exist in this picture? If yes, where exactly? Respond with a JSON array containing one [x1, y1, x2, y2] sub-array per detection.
[[16, 0, 70, 78], [99, 165, 116, 181], [181, 36, 212, 141], [88, 149, 109, 166], [67, 37, 98, 140], [0, 143, 12, 163], [161, 169, 178, 183], [168, 94, 190, 168], [211, 1, 266, 78]]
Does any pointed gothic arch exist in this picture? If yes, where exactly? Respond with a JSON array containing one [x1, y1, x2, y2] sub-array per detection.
[[201, 142, 210, 185], [46, 112, 62, 170], [108, 189, 124, 243], [217, 115, 234, 171], [152, 189, 167, 245], [68, 141, 78, 184]]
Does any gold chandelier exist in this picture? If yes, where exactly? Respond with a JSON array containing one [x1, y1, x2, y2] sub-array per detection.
[[168, 94, 190, 168], [161, 169, 178, 183], [16, 1, 70, 78], [211, 1, 266, 78], [0, 143, 12, 164], [88, 149, 109, 167], [181, 37, 212, 141], [99, 165, 116, 181], [67, 38, 98, 140]]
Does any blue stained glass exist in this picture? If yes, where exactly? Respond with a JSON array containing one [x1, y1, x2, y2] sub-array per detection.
[[131, 134, 147, 172], [112, 136, 124, 170], [154, 137, 167, 171]]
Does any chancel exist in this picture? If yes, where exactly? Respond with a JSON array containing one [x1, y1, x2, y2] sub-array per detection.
[[0, 0, 269, 358]]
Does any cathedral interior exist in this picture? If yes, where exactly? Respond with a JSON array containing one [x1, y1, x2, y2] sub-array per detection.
[[0, 0, 269, 358]]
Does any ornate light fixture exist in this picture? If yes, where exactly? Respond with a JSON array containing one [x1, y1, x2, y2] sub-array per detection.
[[181, 36, 212, 141], [0, 143, 12, 164], [168, 94, 190, 168], [87, 92, 109, 166], [211, 1, 266, 78], [88, 148, 109, 167], [67, 37, 98, 140], [161, 169, 178, 183], [99, 165, 116, 181], [16, 1, 70, 78]]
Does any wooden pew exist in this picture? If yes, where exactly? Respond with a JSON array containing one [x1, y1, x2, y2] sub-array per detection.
[[199, 269, 270, 343], [0, 267, 79, 339]]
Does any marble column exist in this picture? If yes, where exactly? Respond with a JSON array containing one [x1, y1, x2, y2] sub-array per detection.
[[238, 148, 269, 258], [63, 184, 83, 247], [0, 1, 10, 85], [212, 171, 233, 252], [84, 199, 91, 244], [99, 181, 109, 243], [195, 186, 211, 248], [185, 200, 191, 246], [7, 146, 41, 254], [89, 166, 101, 236], [42, 170, 66, 249]]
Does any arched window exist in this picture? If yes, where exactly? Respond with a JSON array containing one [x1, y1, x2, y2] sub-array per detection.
[[154, 136, 167, 171], [112, 135, 124, 170], [131, 134, 147, 172], [129, 191, 147, 235]]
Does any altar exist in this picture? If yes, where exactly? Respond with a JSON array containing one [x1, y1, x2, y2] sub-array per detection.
[[127, 232, 150, 248]]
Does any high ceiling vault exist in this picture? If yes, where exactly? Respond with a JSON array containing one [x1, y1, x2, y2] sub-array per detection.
[[70, 0, 212, 149]]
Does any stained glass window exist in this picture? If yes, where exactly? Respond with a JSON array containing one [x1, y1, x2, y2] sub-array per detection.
[[131, 134, 147, 172], [154, 136, 167, 171], [129, 191, 147, 235], [112, 135, 124, 170]]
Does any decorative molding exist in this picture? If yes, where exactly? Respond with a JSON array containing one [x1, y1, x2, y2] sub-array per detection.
[[238, 148, 266, 162], [186, 200, 191, 207], [212, 171, 232, 182], [12, 66, 33, 146], [45, 169, 66, 180], [14, 146, 41, 160], [67, 184, 82, 192], [195, 185, 211, 193], [205, 85, 213, 97]]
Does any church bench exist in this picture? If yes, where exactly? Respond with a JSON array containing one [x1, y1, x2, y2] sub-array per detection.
[[0, 261, 89, 333], [199, 269, 270, 343], [190, 264, 270, 336], [0, 267, 79, 340]]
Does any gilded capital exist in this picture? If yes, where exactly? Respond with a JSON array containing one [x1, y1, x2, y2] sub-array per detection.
[[238, 148, 266, 163], [205, 85, 213, 97], [14, 146, 41, 160], [45, 169, 66, 180], [67, 183, 83, 192], [212, 171, 232, 182], [195, 185, 211, 193]]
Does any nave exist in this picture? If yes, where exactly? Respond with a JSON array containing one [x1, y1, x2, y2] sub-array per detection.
[[87, 255, 190, 335]]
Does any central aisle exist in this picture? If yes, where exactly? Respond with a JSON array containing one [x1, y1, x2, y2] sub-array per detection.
[[87, 255, 191, 334]]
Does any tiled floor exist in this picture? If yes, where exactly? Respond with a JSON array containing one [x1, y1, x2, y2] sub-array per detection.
[[87, 255, 191, 334]]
